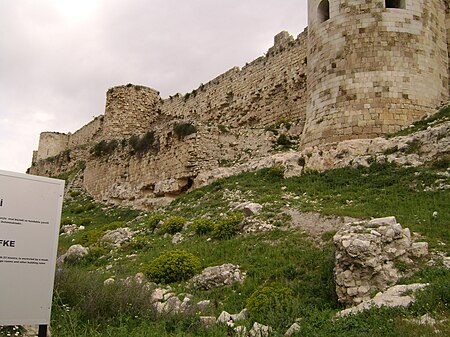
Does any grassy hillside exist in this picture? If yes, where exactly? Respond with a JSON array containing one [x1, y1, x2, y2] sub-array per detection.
[[39, 160, 449, 337]]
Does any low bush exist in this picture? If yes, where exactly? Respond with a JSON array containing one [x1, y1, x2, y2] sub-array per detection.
[[129, 131, 158, 155], [143, 250, 201, 284], [212, 212, 243, 239], [160, 216, 187, 234], [145, 213, 165, 230], [246, 286, 294, 321], [92, 139, 118, 157], [101, 221, 126, 232], [192, 218, 215, 235], [174, 123, 197, 139], [54, 267, 155, 322], [430, 155, 450, 170]]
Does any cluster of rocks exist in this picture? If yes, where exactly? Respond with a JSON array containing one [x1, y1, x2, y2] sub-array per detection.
[[60, 224, 85, 236], [100, 227, 134, 247], [200, 310, 301, 337], [333, 216, 429, 306], [189, 263, 246, 290], [336, 283, 429, 318]]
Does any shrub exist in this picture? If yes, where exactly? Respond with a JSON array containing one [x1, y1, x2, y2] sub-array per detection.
[[54, 267, 155, 322], [61, 217, 74, 226], [192, 218, 215, 235], [212, 212, 243, 239], [79, 230, 103, 246], [276, 133, 293, 147], [80, 246, 109, 266], [91, 139, 118, 157], [143, 250, 201, 284], [70, 191, 81, 198], [101, 221, 126, 232], [430, 156, 450, 170], [129, 131, 158, 155], [246, 286, 294, 321], [258, 166, 285, 181], [145, 213, 165, 230], [174, 122, 197, 139], [160, 216, 187, 234]]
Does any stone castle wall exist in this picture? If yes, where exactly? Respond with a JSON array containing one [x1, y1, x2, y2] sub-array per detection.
[[302, 0, 449, 147], [30, 1, 450, 209], [160, 30, 308, 128], [68, 116, 104, 148], [81, 123, 275, 209], [446, 0, 450, 94]]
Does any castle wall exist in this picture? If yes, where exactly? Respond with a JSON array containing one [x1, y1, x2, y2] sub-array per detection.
[[82, 123, 275, 209], [68, 115, 104, 148], [446, 0, 450, 94], [160, 30, 308, 129], [102, 84, 162, 140], [36, 132, 69, 161], [303, 0, 449, 147]]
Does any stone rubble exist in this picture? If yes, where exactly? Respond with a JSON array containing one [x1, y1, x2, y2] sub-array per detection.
[[336, 283, 429, 318], [101, 227, 134, 247], [333, 216, 428, 306], [189, 264, 246, 290]]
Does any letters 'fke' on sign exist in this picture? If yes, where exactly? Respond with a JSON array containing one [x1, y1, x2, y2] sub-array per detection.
[[0, 170, 64, 326]]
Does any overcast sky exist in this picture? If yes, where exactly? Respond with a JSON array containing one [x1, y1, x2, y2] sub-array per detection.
[[0, 0, 308, 173]]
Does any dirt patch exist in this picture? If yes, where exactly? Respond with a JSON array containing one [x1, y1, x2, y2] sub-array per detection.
[[285, 209, 360, 242]]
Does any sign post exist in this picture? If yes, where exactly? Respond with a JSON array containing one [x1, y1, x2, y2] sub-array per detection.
[[0, 170, 64, 335]]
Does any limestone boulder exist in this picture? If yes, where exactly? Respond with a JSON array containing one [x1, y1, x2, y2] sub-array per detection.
[[57, 244, 89, 264], [189, 264, 246, 290], [101, 227, 134, 247]]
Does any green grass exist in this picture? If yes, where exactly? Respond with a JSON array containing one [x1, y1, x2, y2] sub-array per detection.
[[5, 162, 446, 336]]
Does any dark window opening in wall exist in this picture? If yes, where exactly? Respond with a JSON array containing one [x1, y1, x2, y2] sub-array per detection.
[[318, 0, 330, 23], [385, 0, 406, 9]]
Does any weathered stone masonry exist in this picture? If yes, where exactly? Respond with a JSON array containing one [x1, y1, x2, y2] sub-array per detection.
[[30, 1, 450, 208]]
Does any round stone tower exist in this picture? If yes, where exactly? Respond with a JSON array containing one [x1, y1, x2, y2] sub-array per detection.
[[302, 0, 449, 147], [103, 84, 162, 139]]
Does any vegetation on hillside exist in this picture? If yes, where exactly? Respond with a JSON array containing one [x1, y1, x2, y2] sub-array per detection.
[[21, 160, 445, 336]]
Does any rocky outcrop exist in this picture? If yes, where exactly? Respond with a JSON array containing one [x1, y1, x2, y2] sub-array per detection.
[[333, 216, 428, 306], [189, 264, 246, 290], [101, 227, 134, 247]]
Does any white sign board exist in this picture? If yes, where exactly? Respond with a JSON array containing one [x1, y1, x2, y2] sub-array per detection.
[[0, 170, 64, 325]]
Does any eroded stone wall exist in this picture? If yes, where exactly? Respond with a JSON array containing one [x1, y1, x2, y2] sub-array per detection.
[[303, 0, 449, 147]]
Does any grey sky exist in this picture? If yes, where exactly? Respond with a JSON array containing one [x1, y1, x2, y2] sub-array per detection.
[[0, 0, 308, 173]]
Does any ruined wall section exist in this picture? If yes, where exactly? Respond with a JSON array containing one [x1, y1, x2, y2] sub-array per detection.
[[160, 30, 308, 129], [82, 121, 275, 209], [303, 0, 449, 147], [102, 85, 162, 140]]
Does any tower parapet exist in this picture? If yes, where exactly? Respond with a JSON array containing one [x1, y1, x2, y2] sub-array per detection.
[[303, 0, 449, 147]]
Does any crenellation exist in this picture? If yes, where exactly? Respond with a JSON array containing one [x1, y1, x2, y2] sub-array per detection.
[[30, 1, 450, 209]]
